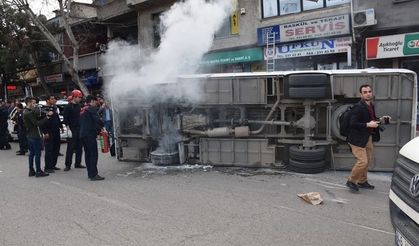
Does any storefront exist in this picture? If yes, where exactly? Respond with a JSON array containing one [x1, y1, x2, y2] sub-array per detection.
[[258, 14, 354, 71], [5, 68, 38, 100], [39, 73, 67, 96], [200, 47, 264, 73], [365, 32, 419, 75]]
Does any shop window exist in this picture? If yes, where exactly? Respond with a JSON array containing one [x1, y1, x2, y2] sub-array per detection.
[[317, 62, 337, 70], [262, 0, 350, 18]]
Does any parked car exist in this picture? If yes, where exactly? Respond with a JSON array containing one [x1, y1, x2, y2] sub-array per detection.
[[389, 136, 419, 246], [8, 100, 69, 141]]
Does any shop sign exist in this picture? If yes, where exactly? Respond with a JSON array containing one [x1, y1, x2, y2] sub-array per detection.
[[264, 36, 351, 60], [366, 32, 419, 60], [6, 85, 17, 91], [44, 74, 63, 83], [280, 14, 350, 43], [257, 25, 280, 46], [201, 48, 263, 65]]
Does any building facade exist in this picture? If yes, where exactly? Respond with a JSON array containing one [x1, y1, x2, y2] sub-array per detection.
[[6, 0, 419, 99], [354, 0, 419, 75]]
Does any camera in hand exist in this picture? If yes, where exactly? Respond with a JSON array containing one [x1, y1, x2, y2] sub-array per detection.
[[378, 123, 385, 132], [34, 105, 54, 119], [378, 117, 390, 132]]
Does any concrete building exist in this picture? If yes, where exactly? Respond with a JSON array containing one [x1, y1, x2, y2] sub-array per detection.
[[11, 0, 418, 98], [124, 0, 355, 73], [354, 0, 419, 75]]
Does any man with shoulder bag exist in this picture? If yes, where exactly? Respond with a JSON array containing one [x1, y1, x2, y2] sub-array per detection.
[[346, 84, 391, 192]]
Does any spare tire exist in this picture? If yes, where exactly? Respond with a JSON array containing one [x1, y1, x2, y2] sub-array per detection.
[[289, 145, 326, 162]]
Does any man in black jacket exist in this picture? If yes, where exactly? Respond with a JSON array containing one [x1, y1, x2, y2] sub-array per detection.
[[42, 95, 63, 173], [80, 95, 104, 181], [346, 84, 391, 191], [63, 90, 85, 171], [0, 100, 11, 150], [14, 103, 28, 155], [23, 97, 51, 177]]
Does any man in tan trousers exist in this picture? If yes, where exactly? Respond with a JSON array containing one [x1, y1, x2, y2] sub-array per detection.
[[346, 84, 391, 191]]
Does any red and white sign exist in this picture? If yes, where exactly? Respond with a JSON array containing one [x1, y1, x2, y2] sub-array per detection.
[[45, 74, 63, 83], [280, 14, 350, 43], [366, 32, 419, 60]]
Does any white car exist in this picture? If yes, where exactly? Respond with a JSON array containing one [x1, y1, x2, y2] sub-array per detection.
[[389, 136, 419, 246], [8, 100, 70, 142]]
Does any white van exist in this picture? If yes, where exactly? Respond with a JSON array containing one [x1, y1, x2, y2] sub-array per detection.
[[390, 136, 419, 246]]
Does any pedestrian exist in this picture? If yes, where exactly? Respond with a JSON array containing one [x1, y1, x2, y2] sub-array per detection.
[[346, 84, 391, 191], [0, 100, 11, 150], [7, 100, 15, 116], [23, 97, 51, 177], [97, 100, 113, 147], [80, 95, 105, 181], [14, 103, 28, 155], [42, 95, 63, 173], [63, 90, 85, 171]]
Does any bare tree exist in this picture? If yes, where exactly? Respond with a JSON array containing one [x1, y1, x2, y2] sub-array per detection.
[[4, 0, 89, 96]]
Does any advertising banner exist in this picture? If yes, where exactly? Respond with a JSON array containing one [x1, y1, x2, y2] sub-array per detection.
[[201, 48, 263, 65], [263, 36, 351, 60], [366, 32, 419, 59], [279, 14, 350, 43]]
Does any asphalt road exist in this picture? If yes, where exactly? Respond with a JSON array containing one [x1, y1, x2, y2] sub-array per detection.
[[0, 142, 395, 246]]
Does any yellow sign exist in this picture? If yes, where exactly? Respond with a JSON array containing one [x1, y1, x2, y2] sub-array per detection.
[[231, 11, 239, 35]]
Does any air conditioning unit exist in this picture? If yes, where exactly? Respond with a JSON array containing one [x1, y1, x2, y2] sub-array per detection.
[[353, 9, 377, 28]]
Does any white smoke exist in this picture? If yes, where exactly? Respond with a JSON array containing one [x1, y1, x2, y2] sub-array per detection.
[[103, 0, 235, 103]]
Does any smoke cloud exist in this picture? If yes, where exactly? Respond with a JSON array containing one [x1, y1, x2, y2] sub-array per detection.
[[103, 0, 235, 156], [103, 0, 235, 103]]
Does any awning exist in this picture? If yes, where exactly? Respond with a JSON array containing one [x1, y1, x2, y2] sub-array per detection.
[[201, 48, 263, 65]]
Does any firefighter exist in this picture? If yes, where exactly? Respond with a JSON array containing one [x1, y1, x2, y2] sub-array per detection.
[[63, 90, 85, 171], [80, 95, 105, 181]]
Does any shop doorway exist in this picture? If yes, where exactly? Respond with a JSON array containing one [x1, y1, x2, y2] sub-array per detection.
[[401, 59, 419, 76]]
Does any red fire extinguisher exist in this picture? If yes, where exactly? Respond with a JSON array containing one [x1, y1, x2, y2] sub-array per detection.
[[99, 129, 109, 153]]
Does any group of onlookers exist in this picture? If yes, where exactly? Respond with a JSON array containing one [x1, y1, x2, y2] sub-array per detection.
[[0, 90, 114, 181]]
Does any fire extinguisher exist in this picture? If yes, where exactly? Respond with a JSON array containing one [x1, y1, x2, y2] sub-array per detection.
[[99, 129, 109, 153]]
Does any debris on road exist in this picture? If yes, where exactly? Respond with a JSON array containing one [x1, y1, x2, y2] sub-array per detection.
[[297, 192, 323, 205]]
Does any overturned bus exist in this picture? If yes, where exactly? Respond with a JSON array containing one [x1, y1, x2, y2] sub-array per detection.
[[112, 69, 417, 173]]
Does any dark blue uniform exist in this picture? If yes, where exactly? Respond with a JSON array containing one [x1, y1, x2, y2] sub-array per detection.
[[16, 111, 28, 153], [42, 105, 62, 170], [0, 105, 11, 150], [80, 105, 103, 178], [63, 103, 83, 168]]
